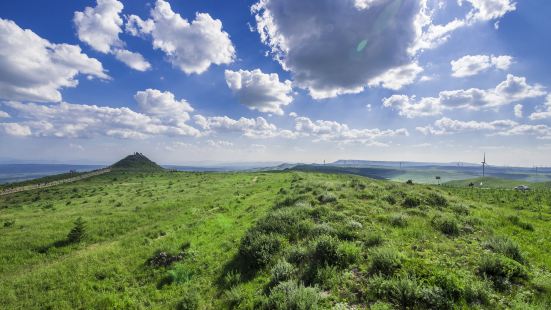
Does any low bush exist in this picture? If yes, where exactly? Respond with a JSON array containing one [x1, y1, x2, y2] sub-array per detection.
[[317, 193, 337, 204], [177, 290, 200, 310], [426, 192, 448, 207], [239, 230, 282, 269], [264, 281, 320, 310], [310, 235, 359, 268], [364, 233, 384, 248], [402, 196, 421, 208], [147, 250, 185, 268], [66, 217, 86, 244], [464, 280, 491, 305], [431, 216, 460, 236], [389, 214, 408, 228], [478, 255, 529, 289], [383, 195, 397, 205], [270, 260, 295, 285], [369, 248, 402, 276], [484, 236, 525, 264]]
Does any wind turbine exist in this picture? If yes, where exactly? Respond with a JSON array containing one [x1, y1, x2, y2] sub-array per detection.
[[481, 153, 487, 177]]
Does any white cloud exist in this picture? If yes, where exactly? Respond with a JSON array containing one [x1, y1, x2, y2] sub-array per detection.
[[252, 0, 422, 99], [417, 116, 551, 140], [206, 139, 234, 148], [513, 104, 523, 118], [529, 95, 551, 120], [0, 111, 9, 118], [134, 89, 193, 126], [126, 0, 235, 74], [461, 0, 517, 22], [0, 123, 32, 137], [451, 54, 513, 77], [193, 115, 282, 138], [384, 74, 546, 118], [225, 69, 293, 115], [0, 18, 109, 102], [113, 49, 151, 71], [294, 116, 408, 144], [368, 63, 424, 90], [0, 101, 200, 139], [74, 0, 151, 71]]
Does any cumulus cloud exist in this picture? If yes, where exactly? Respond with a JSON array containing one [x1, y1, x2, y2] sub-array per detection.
[[74, 0, 151, 71], [0, 101, 199, 139], [368, 62, 424, 90], [0, 18, 109, 102], [225, 69, 293, 115], [252, 0, 422, 98], [134, 89, 193, 126], [451, 54, 513, 77], [529, 95, 551, 120], [384, 74, 546, 118], [417, 116, 551, 139], [0, 111, 9, 118], [126, 0, 235, 74], [0, 123, 32, 137], [461, 0, 517, 22], [513, 104, 523, 118], [193, 115, 282, 138], [293, 116, 408, 144]]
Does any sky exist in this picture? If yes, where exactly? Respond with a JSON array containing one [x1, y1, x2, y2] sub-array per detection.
[[1, 0, 551, 166]]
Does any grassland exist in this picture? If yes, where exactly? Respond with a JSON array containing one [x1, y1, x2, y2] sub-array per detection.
[[1, 170, 550, 309]]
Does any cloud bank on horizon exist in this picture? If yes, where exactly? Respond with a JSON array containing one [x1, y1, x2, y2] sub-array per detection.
[[0, 0, 550, 165]]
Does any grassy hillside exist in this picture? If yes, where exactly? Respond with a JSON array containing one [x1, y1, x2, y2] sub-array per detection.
[[445, 177, 551, 189], [111, 153, 164, 171], [1, 171, 550, 309]]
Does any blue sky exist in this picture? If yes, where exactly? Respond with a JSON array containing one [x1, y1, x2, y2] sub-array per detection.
[[0, 0, 550, 166]]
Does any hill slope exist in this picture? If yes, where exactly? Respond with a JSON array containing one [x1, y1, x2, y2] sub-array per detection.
[[110, 152, 164, 171], [0, 171, 550, 308]]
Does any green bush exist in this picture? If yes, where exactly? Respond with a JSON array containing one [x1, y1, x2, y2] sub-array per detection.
[[464, 280, 491, 305], [426, 193, 448, 207], [311, 235, 340, 266], [177, 290, 199, 310], [257, 208, 306, 240], [270, 260, 295, 285], [317, 193, 337, 204], [484, 236, 525, 264], [507, 215, 535, 231], [383, 195, 397, 205], [239, 230, 282, 269], [309, 223, 337, 237], [264, 281, 320, 310], [478, 255, 529, 289], [370, 248, 402, 276], [402, 196, 421, 208], [364, 233, 384, 248], [66, 217, 86, 243], [432, 216, 460, 236], [389, 214, 408, 228]]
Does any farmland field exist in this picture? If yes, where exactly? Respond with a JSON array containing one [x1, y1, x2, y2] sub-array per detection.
[[1, 170, 551, 309]]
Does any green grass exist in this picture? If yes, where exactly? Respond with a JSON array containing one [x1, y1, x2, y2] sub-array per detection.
[[0, 170, 550, 309]]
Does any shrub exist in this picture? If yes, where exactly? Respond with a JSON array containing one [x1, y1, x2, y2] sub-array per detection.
[[271, 260, 295, 285], [264, 281, 320, 310], [484, 236, 524, 264], [403, 196, 421, 208], [383, 195, 397, 205], [368, 275, 421, 308], [309, 223, 337, 237], [450, 204, 470, 215], [257, 209, 305, 239], [426, 193, 448, 207], [166, 266, 194, 284], [311, 235, 340, 266], [317, 193, 337, 204], [364, 233, 384, 248], [406, 180, 414, 185], [177, 290, 199, 310], [223, 270, 242, 288], [239, 230, 281, 269], [389, 214, 408, 228], [147, 251, 185, 268], [432, 271, 464, 301], [464, 280, 491, 305], [478, 255, 529, 289], [66, 217, 86, 243], [432, 216, 460, 236], [370, 248, 402, 276], [3, 220, 15, 228]]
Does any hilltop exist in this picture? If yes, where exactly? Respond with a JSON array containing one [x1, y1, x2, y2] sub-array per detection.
[[110, 153, 164, 171]]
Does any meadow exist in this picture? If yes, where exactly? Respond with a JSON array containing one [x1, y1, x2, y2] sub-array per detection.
[[1, 170, 550, 309]]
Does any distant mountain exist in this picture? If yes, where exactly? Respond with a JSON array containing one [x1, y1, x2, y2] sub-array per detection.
[[111, 153, 164, 171]]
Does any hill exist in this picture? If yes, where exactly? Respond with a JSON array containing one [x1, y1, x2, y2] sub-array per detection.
[[445, 177, 551, 189], [1, 170, 550, 308], [110, 152, 164, 171]]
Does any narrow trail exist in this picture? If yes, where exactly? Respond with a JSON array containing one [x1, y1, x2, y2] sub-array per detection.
[[0, 168, 112, 196]]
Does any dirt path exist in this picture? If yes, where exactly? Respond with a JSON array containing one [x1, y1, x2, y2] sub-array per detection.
[[0, 168, 112, 196]]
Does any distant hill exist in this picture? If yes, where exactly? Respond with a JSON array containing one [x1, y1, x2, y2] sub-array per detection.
[[444, 177, 551, 189], [111, 153, 164, 171]]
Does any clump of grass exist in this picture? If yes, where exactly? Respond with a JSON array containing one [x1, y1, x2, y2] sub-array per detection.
[[484, 236, 524, 264], [507, 215, 534, 231], [264, 281, 320, 309], [478, 255, 529, 289], [402, 196, 421, 208], [317, 193, 337, 204], [270, 260, 295, 285], [238, 230, 282, 269], [176, 290, 200, 310], [383, 195, 397, 205], [369, 248, 403, 276], [450, 204, 470, 215], [425, 192, 448, 207], [389, 214, 408, 227], [310, 235, 359, 268], [431, 216, 460, 236], [364, 233, 384, 248]]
